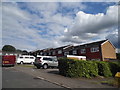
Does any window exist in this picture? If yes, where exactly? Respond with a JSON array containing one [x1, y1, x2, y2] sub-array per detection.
[[52, 51, 55, 55], [44, 53, 47, 56], [73, 50, 77, 54], [49, 52, 51, 55], [81, 49, 86, 54], [58, 50, 62, 54], [19, 57, 23, 58], [30, 57, 34, 59], [64, 52, 69, 56], [43, 58, 53, 61], [91, 47, 99, 52], [40, 52, 43, 55], [25, 57, 29, 58]]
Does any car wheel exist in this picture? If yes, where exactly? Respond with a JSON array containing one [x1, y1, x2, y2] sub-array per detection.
[[43, 64, 48, 69], [37, 66, 41, 69], [20, 61, 23, 64]]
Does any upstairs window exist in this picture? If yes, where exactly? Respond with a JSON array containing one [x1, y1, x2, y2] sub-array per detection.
[[40, 52, 43, 55], [52, 51, 56, 55], [91, 47, 99, 52], [49, 52, 51, 55], [58, 50, 62, 54], [81, 49, 86, 54], [64, 52, 69, 56], [73, 50, 77, 54]]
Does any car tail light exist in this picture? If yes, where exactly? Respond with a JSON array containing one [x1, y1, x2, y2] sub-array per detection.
[[38, 59, 42, 62], [36, 57, 42, 62]]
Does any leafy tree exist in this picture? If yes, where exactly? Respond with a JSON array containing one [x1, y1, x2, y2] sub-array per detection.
[[2, 45, 16, 52], [16, 49, 22, 53], [22, 50, 28, 54]]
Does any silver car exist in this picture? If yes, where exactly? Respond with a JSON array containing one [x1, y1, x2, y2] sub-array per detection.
[[34, 55, 58, 69]]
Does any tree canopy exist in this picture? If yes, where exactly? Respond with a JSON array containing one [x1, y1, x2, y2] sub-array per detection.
[[2, 45, 16, 52]]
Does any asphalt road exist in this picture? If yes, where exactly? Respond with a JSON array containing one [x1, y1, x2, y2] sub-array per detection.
[[2, 67, 64, 89]]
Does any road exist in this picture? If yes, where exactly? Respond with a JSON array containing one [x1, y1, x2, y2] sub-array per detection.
[[2, 67, 64, 88]]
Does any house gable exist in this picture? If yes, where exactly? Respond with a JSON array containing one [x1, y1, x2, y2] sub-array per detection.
[[101, 40, 116, 61]]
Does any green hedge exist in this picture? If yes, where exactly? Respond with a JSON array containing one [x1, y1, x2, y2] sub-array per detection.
[[58, 58, 98, 78], [96, 61, 112, 77], [58, 58, 120, 78], [108, 62, 120, 76]]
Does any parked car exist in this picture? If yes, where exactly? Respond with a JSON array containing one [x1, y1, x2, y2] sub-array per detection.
[[33, 55, 58, 69], [2, 55, 16, 66], [16, 55, 35, 64]]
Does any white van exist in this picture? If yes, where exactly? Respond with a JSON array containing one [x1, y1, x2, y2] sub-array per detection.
[[17, 55, 35, 64]]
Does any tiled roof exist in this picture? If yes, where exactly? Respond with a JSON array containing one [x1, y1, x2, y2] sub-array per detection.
[[74, 39, 107, 49]]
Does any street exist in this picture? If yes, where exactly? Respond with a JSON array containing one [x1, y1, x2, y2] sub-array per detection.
[[2, 67, 64, 88], [2, 65, 118, 89]]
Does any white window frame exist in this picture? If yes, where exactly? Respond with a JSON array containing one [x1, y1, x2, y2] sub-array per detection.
[[91, 47, 99, 52], [81, 49, 86, 54], [58, 50, 62, 54], [73, 50, 77, 54], [64, 52, 69, 56], [49, 52, 51, 55], [40, 52, 43, 55], [52, 51, 56, 55]]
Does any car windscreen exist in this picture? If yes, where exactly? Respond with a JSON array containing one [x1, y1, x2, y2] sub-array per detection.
[[35, 57, 41, 61]]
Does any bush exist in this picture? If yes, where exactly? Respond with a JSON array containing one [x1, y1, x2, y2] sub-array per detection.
[[58, 58, 69, 76], [58, 58, 98, 78], [58, 58, 120, 78], [96, 61, 112, 77], [108, 62, 120, 76]]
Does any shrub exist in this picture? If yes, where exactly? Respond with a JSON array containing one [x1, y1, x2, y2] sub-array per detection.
[[58, 58, 68, 76], [108, 62, 120, 76], [58, 58, 119, 78], [58, 58, 98, 78], [96, 61, 112, 77]]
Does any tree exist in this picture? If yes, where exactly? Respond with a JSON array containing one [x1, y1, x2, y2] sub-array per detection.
[[16, 49, 22, 53], [22, 50, 28, 55], [2, 45, 16, 52]]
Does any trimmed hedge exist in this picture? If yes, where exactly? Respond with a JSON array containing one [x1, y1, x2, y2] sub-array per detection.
[[58, 58, 98, 78], [108, 62, 120, 76], [96, 61, 112, 77], [58, 58, 120, 78]]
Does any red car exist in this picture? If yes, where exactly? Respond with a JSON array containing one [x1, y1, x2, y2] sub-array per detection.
[[2, 55, 16, 66]]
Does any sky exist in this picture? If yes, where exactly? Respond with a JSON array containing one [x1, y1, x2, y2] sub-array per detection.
[[1, 1, 119, 52]]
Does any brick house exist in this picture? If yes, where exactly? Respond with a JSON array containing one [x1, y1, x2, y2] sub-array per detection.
[[70, 40, 116, 61], [30, 39, 116, 61], [50, 45, 73, 58]]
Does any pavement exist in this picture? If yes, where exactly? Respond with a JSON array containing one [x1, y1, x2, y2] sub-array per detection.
[[12, 65, 118, 89], [2, 67, 64, 88]]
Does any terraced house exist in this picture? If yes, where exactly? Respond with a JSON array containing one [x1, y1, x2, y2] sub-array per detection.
[[30, 40, 117, 61], [69, 40, 117, 61]]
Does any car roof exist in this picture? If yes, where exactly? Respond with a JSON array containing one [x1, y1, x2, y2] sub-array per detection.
[[36, 55, 56, 58], [19, 55, 35, 57]]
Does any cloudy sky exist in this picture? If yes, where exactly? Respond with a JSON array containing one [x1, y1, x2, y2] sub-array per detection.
[[1, 1, 119, 52]]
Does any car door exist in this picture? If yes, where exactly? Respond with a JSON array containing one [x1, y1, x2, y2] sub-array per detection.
[[52, 58, 58, 67], [24, 56, 30, 63], [43, 57, 53, 66]]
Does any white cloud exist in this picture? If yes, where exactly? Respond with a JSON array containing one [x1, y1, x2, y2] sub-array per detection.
[[2, 2, 119, 51], [2, 2, 75, 51], [61, 5, 119, 44]]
